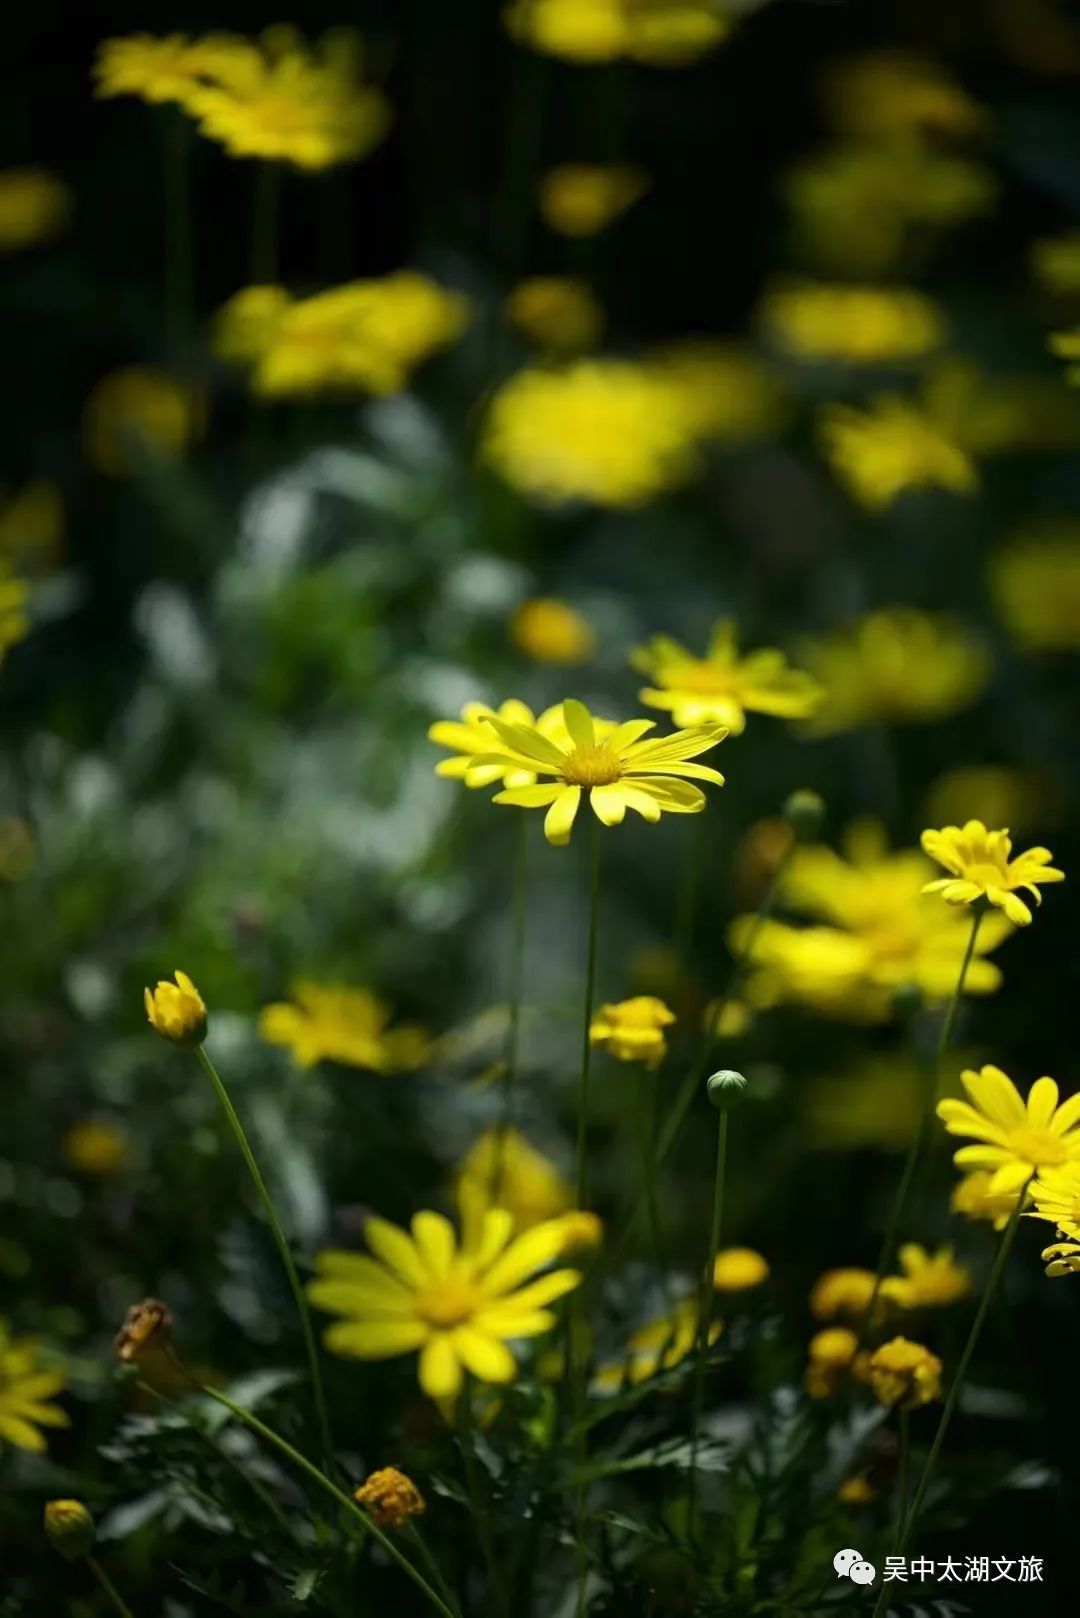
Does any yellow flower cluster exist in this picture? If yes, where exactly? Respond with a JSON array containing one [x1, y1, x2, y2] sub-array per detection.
[[0, 1322, 68, 1453], [761, 281, 945, 364], [504, 0, 732, 67], [799, 609, 989, 734], [631, 619, 822, 733], [990, 522, 1080, 652], [538, 164, 648, 236], [95, 27, 390, 171], [0, 168, 71, 252], [214, 276, 469, 399], [260, 982, 429, 1073], [733, 819, 1011, 1021]]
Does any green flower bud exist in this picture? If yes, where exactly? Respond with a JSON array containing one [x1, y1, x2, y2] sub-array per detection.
[[783, 789, 826, 842], [707, 1069, 747, 1110], [44, 1499, 95, 1561]]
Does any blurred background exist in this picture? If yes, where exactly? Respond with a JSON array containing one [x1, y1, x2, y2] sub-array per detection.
[[3, 0, 1080, 1611]]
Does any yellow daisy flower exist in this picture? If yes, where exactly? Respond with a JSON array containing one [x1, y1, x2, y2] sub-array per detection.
[[820, 395, 977, 510], [429, 700, 554, 789], [473, 698, 726, 846], [0, 1323, 68, 1453], [589, 996, 674, 1064], [760, 281, 945, 365], [260, 982, 428, 1072], [1040, 1240, 1080, 1278], [509, 599, 595, 665], [810, 1268, 879, 1322], [93, 33, 218, 105], [1027, 1161, 1080, 1242], [950, 1168, 1019, 1230], [712, 1247, 769, 1292], [799, 609, 990, 735], [881, 1243, 971, 1309], [308, 1208, 582, 1399], [504, 0, 731, 67], [938, 1065, 1080, 1194], [921, 820, 1064, 926], [454, 1128, 572, 1234], [592, 1296, 722, 1393], [631, 619, 822, 733], [538, 164, 648, 237], [144, 970, 207, 1046], [804, 1326, 858, 1399], [865, 1336, 942, 1409]]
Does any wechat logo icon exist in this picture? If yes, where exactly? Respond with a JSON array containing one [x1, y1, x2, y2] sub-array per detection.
[[834, 1548, 876, 1585]]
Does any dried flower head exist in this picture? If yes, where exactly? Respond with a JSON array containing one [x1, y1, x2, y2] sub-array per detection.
[[115, 1299, 173, 1365], [355, 1466, 426, 1528]]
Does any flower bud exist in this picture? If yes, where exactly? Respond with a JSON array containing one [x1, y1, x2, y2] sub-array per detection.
[[782, 789, 825, 842], [355, 1466, 426, 1528], [144, 970, 206, 1046], [707, 1069, 747, 1110], [44, 1499, 95, 1561], [115, 1298, 172, 1364]]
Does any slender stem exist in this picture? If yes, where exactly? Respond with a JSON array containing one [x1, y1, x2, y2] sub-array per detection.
[[897, 1408, 910, 1544], [163, 107, 193, 352], [635, 1068, 670, 1289], [88, 1557, 134, 1618], [575, 819, 601, 1208], [859, 908, 984, 1347], [869, 1182, 1031, 1618], [492, 815, 529, 1202], [195, 1046, 333, 1466], [137, 1379, 290, 1531], [251, 162, 280, 283], [200, 1382, 459, 1618], [460, 1382, 509, 1618], [688, 1108, 728, 1530]]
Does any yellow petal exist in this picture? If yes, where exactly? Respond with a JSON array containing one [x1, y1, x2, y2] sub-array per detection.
[[544, 786, 581, 845], [419, 1333, 462, 1399]]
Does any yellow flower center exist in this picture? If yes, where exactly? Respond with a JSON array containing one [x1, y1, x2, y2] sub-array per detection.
[[1008, 1127, 1066, 1167], [665, 660, 736, 695], [562, 742, 624, 787], [417, 1277, 480, 1329]]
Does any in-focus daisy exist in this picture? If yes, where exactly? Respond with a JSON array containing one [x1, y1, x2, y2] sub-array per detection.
[[429, 700, 554, 790], [309, 1209, 581, 1399], [1041, 1241, 1080, 1278], [921, 820, 1064, 926], [1026, 1161, 1080, 1242], [473, 698, 726, 846], [631, 619, 822, 733], [938, 1066, 1080, 1194]]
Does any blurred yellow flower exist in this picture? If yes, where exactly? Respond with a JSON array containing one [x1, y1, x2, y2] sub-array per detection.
[[632, 619, 822, 733], [93, 32, 221, 105], [260, 982, 429, 1072], [482, 359, 699, 507], [589, 996, 674, 1064], [475, 697, 726, 845], [990, 523, 1080, 652], [809, 1268, 878, 1322], [820, 396, 976, 509], [950, 1169, 1018, 1230], [354, 1466, 425, 1529], [647, 341, 785, 444], [1049, 325, 1080, 384], [0, 482, 63, 572], [144, 970, 207, 1047], [760, 281, 944, 364], [938, 1065, 1080, 1195], [786, 140, 995, 276], [509, 598, 595, 665], [882, 1243, 971, 1309], [183, 27, 391, 170], [0, 565, 29, 669], [824, 52, 985, 142], [83, 368, 204, 477], [505, 276, 604, 352], [455, 1128, 571, 1233], [712, 1247, 768, 1291], [548, 1209, 604, 1256], [1027, 1161, 1080, 1241], [732, 920, 877, 1021], [593, 1296, 722, 1392], [1041, 1240, 1080, 1278], [1032, 230, 1080, 294], [62, 1120, 129, 1177], [921, 821, 1063, 926], [925, 358, 1080, 454], [539, 164, 648, 236], [924, 766, 1044, 840], [865, 1336, 942, 1409], [214, 275, 469, 398], [800, 609, 989, 734], [504, 0, 731, 67], [308, 1208, 582, 1399], [837, 1475, 877, 1505], [0, 168, 71, 252], [0, 1323, 68, 1453], [804, 1326, 858, 1398]]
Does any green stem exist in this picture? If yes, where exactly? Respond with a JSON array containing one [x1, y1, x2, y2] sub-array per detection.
[[574, 819, 601, 1208], [688, 1108, 728, 1532], [201, 1382, 459, 1618], [492, 815, 529, 1203], [635, 1069, 670, 1296], [195, 1046, 333, 1466], [869, 1182, 1031, 1618], [163, 107, 193, 352], [251, 162, 280, 283], [137, 1379, 290, 1531], [858, 908, 983, 1348], [460, 1383, 509, 1618], [897, 1408, 910, 1545], [88, 1557, 134, 1618]]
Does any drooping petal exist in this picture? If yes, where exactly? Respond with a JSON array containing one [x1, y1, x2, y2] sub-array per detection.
[[419, 1333, 462, 1399], [544, 786, 581, 846], [589, 784, 627, 826]]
